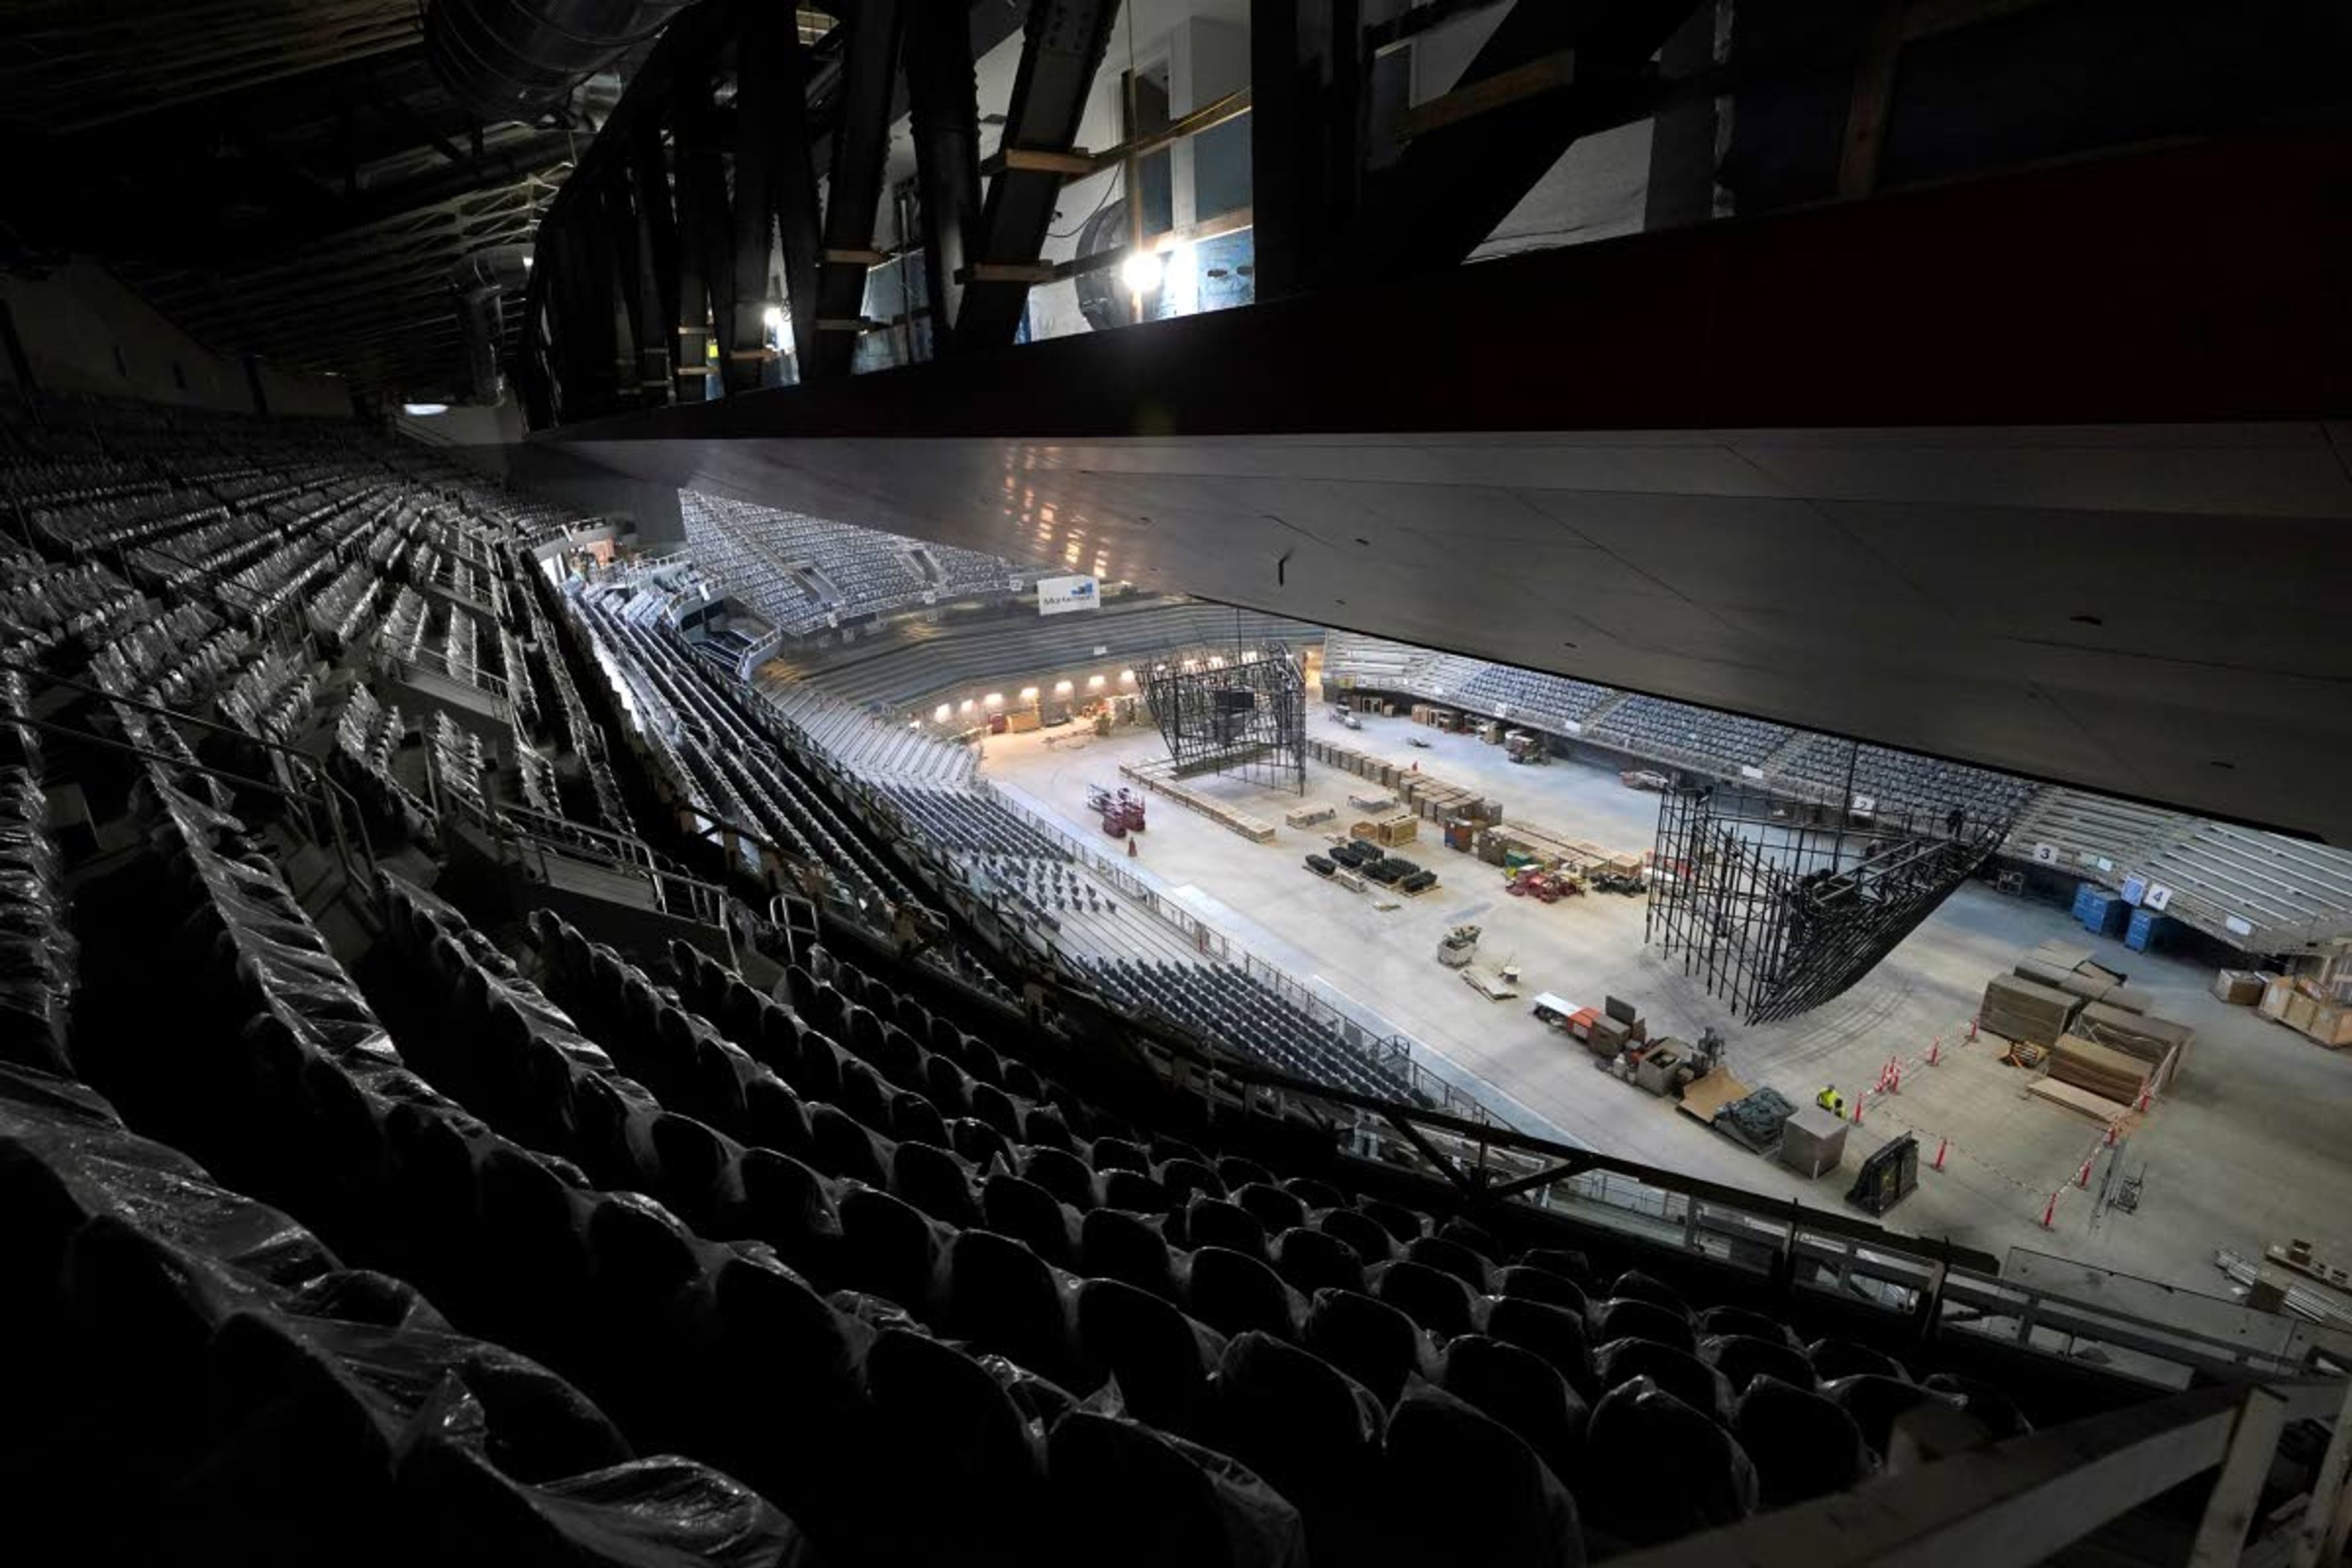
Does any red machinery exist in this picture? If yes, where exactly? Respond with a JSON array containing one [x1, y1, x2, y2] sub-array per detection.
[[1087, 785, 1147, 837], [1506, 867, 1581, 903]]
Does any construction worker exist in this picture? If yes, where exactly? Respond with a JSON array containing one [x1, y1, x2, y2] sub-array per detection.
[[1816, 1084, 1845, 1116]]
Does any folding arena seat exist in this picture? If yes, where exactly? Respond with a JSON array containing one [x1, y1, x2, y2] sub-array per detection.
[[1438, 1335, 1590, 1486], [1697, 1304, 1797, 1346], [1595, 1338, 1733, 1422], [643, 1112, 733, 1232], [1358, 1196, 1425, 1243], [943, 1228, 1079, 1388], [1825, 1373, 1969, 1458], [1022, 1145, 1099, 1212], [1090, 1134, 1152, 1175], [887, 1090, 952, 1152], [807, 1102, 892, 1189], [890, 1139, 982, 1227], [1732, 1375, 1872, 1507], [1701, 1332, 1817, 1398], [1159, 1156, 1227, 1205], [1809, 1337, 1910, 1382], [1272, 1227, 1368, 1298], [1017, 1101, 1076, 1152], [1368, 1257, 1477, 1339], [741, 1076, 816, 1165], [967, 1080, 1024, 1140], [921, 1053, 974, 1118], [1605, 1269, 1691, 1319], [1404, 1234, 1492, 1293], [863, 1327, 1049, 1566], [1280, 1175, 1347, 1212], [1581, 1377, 1758, 1548], [1493, 1264, 1588, 1315], [979, 1172, 1078, 1268], [1186, 1246, 1302, 1340], [1315, 1205, 1396, 1266], [1214, 1154, 1275, 1191], [835, 1186, 941, 1311], [1080, 1207, 1180, 1300], [717, 1147, 840, 1283], [1098, 1166, 1170, 1214], [1379, 1384, 1585, 1568], [831, 1055, 895, 1133], [1924, 1371, 2034, 1439], [1591, 1296, 1698, 1355], [1293, 1286, 1425, 1408], [1232, 1181, 1309, 1235], [1045, 1411, 1308, 1568], [948, 1115, 1016, 1172], [1182, 1196, 1271, 1262], [1074, 1276, 1225, 1439], [1210, 1332, 1387, 1564]]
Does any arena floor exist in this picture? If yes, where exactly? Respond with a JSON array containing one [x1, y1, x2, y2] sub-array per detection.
[[978, 698, 2352, 1302]]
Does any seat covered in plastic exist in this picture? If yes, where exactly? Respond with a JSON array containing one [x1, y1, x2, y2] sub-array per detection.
[[889, 1139, 980, 1228], [1182, 1196, 1270, 1262], [1591, 1295, 1697, 1355], [1272, 1226, 1366, 1298], [1594, 1337, 1731, 1422], [1493, 1264, 1588, 1314], [1581, 1377, 1757, 1548], [944, 1228, 1077, 1386], [835, 1186, 940, 1311], [1209, 1332, 1385, 1563], [1369, 1258, 1476, 1339], [1732, 1374, 1871, 1507], [1483, 1295, 1594, 1398], [1074, 1276, 1224, 1439], [1439, 1333, 1589, 1486], [1046, 1411, 1308, 1568], [1702, 1332, 1816, 1398], [863, 1328, 1046, 1566], [1187, 1246, 1300, 1340], [1809, 1338, 1909, 1383], [1380, 1383, 1585, 1568], [1315, 1206, 1394, 1266], [1404, 1234, 1492, 1293], [1301, 1286, 1427, 1406], [979, 1172, 1077, 1268], [1080, 1207, 1178, 1300]]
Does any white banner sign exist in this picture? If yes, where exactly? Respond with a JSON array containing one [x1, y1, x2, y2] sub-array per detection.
[[1036, 574, 1099, 616]]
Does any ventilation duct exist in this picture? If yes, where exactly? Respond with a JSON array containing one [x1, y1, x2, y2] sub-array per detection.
[[424, 0, 698, 121], [451, 244, 534, 405]]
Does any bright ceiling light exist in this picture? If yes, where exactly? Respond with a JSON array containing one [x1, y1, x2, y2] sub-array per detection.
[[1118, 249, 1164, 294], [983, 692, 1003, 707], [402, 402, 449, 417], [1020, 686, 1039, 701], [1087, 674, 1106, 689], [1054, 679, 1074, 695], [936, 704, 954, 722]]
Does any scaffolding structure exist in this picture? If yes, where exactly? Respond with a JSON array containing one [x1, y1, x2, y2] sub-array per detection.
[[1645, 773, 2010, 1024], [1143, 643, 1306, 794]]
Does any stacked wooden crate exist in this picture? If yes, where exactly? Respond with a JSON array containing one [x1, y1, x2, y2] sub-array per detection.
[[1980, 972, 2082, 1047], [2074, 1002, 2192, 1090], [2050, 1033, 2149, 1106]]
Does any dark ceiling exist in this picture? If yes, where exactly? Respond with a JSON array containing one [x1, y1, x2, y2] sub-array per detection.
[[0, 0, 830, 402]]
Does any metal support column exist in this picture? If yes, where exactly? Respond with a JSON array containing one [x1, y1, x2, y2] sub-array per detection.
[[905, 0, 986, 352], [810, 0, 908, 377]]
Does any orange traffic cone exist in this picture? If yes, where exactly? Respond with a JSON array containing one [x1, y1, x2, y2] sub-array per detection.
[[2075, 1156, 2093, 1189], [2104, 1121, 2119, 1148], [1852, 1098, 1863, 1126], [1127, 834, 1137, 858], [2041, 1191, 2057, 1229], [1928, 1036, 1941, 1066], [1932, 1136, 1948, 1171], [1967, 1014, 1979, 1042], [2135, 1084, 2151, 1113]]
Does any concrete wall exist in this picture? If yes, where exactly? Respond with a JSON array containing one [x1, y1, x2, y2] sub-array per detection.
[[0, 259, 352, 417]]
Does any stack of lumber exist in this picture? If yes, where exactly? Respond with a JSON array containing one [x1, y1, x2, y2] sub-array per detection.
[[1981, 973, 2082, 1047], [2074, 1002, 2192, 1088], [2050, 1033, 2148, 1106]]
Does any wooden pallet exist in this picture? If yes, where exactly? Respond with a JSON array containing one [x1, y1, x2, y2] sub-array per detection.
[[2027, 1074, 2133, 1124]]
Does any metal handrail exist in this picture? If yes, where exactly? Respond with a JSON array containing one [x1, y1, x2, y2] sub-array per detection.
[[2, 663, 379, 911], [1611, 1374, 2351, 1568]]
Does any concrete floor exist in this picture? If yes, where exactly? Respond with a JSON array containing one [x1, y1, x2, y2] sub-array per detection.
[[979, 701, 2352, 1298]]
